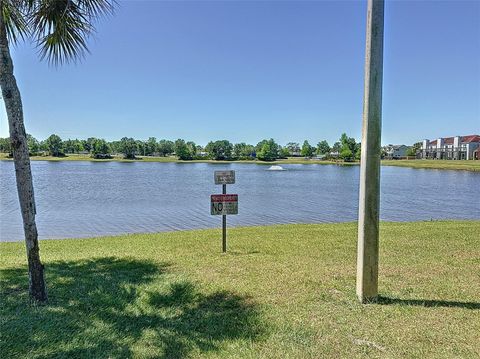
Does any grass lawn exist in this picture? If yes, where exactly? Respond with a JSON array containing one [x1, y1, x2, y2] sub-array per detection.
[[1, 221, 479, 358], [381, 159, 480, 172], [0, 153, 347, 166], [2, 153, 479, 171]]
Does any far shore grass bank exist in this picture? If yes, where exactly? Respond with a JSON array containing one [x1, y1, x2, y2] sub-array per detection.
[[381, 159, 480, 172], [0, 153, 350, 166], [1, 221, 479, 358], [1, 153, 480, 171]]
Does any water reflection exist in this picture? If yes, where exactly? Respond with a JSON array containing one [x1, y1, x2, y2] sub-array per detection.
[[0, 161, 478, 241]]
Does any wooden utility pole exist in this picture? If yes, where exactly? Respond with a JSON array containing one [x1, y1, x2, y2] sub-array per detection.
[[356, 0, 385, 303]]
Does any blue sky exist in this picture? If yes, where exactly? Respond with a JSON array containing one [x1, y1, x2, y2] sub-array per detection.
[[1, 0, 479, 146]]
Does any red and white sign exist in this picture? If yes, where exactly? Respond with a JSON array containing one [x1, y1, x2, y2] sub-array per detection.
[[211, 194, 238, 215], [211, 194, 238, 202]]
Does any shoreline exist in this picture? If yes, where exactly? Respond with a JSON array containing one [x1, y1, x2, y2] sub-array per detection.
[[1, 154, 479, 171], [2, 219, 479, 243], [0, 154, 355, 166]]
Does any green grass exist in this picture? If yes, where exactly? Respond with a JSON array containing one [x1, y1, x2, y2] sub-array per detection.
[[2, 153, 479, 171], [1, 221, 479, 358], [381, 159, 480, 171], [0, 153, 349, 166], [0, 152, 181, 163]]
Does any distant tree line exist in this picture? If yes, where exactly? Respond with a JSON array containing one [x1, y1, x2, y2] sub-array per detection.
[[0, 133, 363, 161]]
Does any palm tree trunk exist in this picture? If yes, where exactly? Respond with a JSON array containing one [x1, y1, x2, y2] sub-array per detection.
[[0, 12, 47, 302]]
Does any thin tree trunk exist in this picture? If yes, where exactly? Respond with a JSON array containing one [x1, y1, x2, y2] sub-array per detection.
[[0, 11, 47, 302]]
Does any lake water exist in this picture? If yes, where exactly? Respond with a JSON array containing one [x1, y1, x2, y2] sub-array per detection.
[[0, 161, 479, 241]]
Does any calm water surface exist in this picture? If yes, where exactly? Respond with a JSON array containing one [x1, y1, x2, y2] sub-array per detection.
[[0, 161, 479, 241]]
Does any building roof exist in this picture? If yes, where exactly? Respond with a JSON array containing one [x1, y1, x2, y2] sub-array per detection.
[[384, 144, 408, 149], [429, 137, 454, 145], [462, 135, 480, 143], [429, 135, 480, 146]]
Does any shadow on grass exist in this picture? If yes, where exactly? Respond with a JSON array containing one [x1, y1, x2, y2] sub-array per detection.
[[378, 295, 480, 310], [0, 257, 264, 358], [228, 250, 261, 256]]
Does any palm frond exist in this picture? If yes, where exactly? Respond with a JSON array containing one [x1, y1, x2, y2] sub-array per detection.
[[77, 0, 114, 18], [1, 0, 30, 44], [29, 0, 115, 65]]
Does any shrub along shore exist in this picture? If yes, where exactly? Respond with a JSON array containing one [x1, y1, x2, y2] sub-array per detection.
[[1, 153, 479, 171], [1, 221, 479, 358]]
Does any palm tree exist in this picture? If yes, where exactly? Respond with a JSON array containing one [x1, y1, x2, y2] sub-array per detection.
[[0, 0, 115, 302]]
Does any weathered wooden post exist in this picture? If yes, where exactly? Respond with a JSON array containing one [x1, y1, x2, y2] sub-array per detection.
[[356, 0, 385, 303]]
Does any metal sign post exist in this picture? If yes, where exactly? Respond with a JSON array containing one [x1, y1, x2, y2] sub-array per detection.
[[211, 170, 237, 253], [222, 184, 227, 252]]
